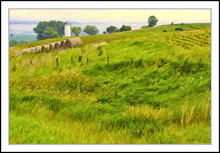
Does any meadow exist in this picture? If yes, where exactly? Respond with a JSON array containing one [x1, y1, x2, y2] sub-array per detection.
[[9, 34, 37, 42], [9, 23, 211, 144]]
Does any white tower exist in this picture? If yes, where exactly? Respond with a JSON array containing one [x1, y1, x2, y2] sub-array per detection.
[[64, 22, 71, 37]]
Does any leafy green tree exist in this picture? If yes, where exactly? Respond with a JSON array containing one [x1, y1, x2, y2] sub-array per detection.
[[9, 39, 18, 47], [106, 26, 119, 33], [71, 26, 80, 36], [83, 25, 99, 35], [44, 27, 59, 39], [103, 31, 107, 34], [120, 25, 132, 31], [171, 22, 174, 25], [33, 20, 64, 40], [148, 16, 158, 27], [77, 27, 82, 33]]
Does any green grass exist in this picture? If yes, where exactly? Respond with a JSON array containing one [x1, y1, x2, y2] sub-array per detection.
[[9, 23, 211, 144]]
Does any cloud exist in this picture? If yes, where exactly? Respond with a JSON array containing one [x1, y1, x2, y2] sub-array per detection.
[[10, 24, 37, 35]]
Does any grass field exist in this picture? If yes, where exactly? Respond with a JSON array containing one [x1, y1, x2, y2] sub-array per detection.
[[9, 23, 211, 144], [9, 34, 37, 42]]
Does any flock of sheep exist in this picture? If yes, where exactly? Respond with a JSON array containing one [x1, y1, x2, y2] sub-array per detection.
[[21, 37, 82, 55]]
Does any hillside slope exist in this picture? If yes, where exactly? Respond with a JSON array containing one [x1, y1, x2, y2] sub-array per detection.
[[9, 23, 211, 144]]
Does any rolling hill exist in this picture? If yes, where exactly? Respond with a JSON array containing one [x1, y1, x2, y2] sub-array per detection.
[[9, 23, 211, 144]]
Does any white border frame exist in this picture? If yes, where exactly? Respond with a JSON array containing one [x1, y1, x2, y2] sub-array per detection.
[[1, 1, 219, 152]]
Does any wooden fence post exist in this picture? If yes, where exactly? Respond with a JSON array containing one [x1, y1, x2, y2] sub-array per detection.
[[87, 58, 89, 65], [200, 58, 203, 68], [131, 58, 133, 64], [56, 57, 59, 67], [30, 60, 33, 66], [107, 56, 109, 65]]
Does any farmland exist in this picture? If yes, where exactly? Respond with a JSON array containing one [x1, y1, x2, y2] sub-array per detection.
[[9, 34, 37, 42], [9, 23, 211, 144]]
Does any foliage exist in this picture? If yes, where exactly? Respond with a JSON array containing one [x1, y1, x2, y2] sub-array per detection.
[[103, 31, 107, 34], [78, 27, 82, 33], [71, 26, 81, 36], [148, 15, 158, 27], [106, 25, 120, 33], [9, 39, 18, 47], [171, 22, 174, 25], [120, 25, 132, 31], [33, 20, 64, 40], [44, 27, 59, 39], [83, 25, 99, 35]]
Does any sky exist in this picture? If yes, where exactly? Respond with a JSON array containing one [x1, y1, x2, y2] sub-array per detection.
[[9, 9, 211, 35]]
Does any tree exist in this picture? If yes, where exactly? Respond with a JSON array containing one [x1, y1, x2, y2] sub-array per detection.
[[71, 26, 80, 36], [77, 27, 82, 33], [33, 20, 64, 40], [106, 26, 119, 33], [83, 25, 99, 35], [103, 31, 107, 34], [44, 27, 59, 39], [120, 25, 132, 31], [9, 39, 18, 47], [148, 16, 158, 27], [171, 22, 174, 25]]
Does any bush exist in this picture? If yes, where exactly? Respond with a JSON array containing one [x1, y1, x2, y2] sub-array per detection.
[[78, 55, 82, 62], [120, 25, 132, 32]]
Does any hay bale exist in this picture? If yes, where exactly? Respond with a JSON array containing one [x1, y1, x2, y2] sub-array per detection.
[[35, 46, 42, 53], [175, 28, 183, 31], [54, 42, 61, 50], [49, 43, 55, 51], [42, 45, 50, 53], [60, 40, 66, 50], [22, 48, 31, 55], [30, 47, 36, 53], [66, 37, 82, 48]]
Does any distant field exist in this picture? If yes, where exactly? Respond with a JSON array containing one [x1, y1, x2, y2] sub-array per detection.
[[9, 34, 37, 42], [9, 23, 211, 144]]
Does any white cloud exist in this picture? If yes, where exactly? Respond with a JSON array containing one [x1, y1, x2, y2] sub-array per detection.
[[10, 24, 37, 34]]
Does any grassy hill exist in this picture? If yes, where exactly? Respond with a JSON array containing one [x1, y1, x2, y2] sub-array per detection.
[[9, 23, 211, 144]]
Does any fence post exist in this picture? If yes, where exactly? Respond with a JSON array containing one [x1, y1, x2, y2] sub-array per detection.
[[56, 57, 59, 67], [30, 60, 33, 67], [87, 58, 89, 65], [200, 58, 203, 68], [107, 56, 109, 65], [131, 58, 133, 64]]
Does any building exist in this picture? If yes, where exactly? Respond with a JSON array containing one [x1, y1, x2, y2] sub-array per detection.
[[64, 22, 71, 37]]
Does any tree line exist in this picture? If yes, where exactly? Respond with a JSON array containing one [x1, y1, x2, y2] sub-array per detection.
[[33, 16, 158, 40]]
